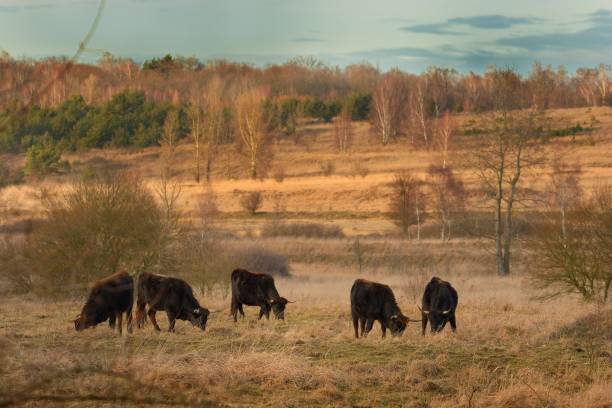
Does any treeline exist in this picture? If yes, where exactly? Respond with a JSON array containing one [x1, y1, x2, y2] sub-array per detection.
[[1, 52, 611, 113]]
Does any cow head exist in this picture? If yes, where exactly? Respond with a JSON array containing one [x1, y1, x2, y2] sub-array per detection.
[[420, 306, 452, 333], [270, 297, 294, 320], [388, 315, 409, 337], [74, 313, 95, 331], [189, 307, 209, 331]]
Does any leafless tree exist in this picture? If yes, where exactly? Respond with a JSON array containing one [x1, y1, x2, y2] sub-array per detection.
[[427, 165, 466, 241], [235, 86, 270, 178], [161, 109, 179, 178], [202, 77, 225, 181], [372, 70, 408, 145], [411, 76, 429, 146], [471, 109, 545, 276], [188, 92, 204, 182], [546, 148, 582, 239], [389, 173, 427, 240], [334, 104, 353, 153], [434, 111, 455, 168]]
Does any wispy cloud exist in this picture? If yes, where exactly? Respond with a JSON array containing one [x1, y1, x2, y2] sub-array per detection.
[[292, 37, 323, 43], [449, 15, 536, 29], [496, 9, 612, 51], [400, 23, 462, 35]]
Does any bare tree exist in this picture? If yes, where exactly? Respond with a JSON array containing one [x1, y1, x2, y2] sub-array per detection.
[[372, 70, 408, 145], [427, 165, 466, 241], [434, 111, 455, 168], [389, 173, 427, 240], [188, 92, 204, 182], [161, 109, 179, 178], [235, 86, 270, 178], [202, 77, 225, 181], [411, 77, 430, 146], [334, 104, 353, 153], [546, 148, 582, 239], [471, 110, 545, 276]]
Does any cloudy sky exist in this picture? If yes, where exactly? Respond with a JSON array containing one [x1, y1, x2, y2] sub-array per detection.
[[0, 0, 611, 73]]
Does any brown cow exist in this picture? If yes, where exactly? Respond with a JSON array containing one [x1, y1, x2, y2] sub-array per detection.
[[74, 271, 134, 334], [230, 268, 294, 322], [136, 272, 209, 332]]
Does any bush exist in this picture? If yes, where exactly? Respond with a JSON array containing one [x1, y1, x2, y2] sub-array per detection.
[[351, 161, 369, 178], [240, 191, 263, 215], [23, 173, 169, 296], [24, 134, 62, 177], [346, 93, 372, 121], [261, 222, 345, 239], [530, 185, 612, 303], [232, 244, 290, 276], [319, 161, 336, 177]]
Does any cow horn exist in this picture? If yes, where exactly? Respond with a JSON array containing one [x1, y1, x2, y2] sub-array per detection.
[[417, 305, 430, 315], [286, 300, 296, 304], [194, 308, 200, 313], [442, 308, 452, 315]]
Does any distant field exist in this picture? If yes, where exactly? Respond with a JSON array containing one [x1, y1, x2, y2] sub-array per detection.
[[1, 260, 610, 407], [2, 107, 612, 237]]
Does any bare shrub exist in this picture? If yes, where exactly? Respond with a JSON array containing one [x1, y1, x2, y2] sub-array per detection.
[[22, 173, 170, 296], [261, 222, 344, 239], [240, 191, 263, 215], [319, 161, 336, 177], [351, 161, 369, 178], [272, 164, 286, 183], [388, 173, 427, 239], [0, 238, 32, 293], [232, 243, 290, 276], [530, 184, 612, 303]]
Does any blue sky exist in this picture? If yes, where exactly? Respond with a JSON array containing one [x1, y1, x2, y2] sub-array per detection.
[[0, 0, 611, 73]]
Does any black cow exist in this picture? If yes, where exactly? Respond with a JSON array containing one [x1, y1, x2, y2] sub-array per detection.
[[350, 279, 411, 338], [230, 268, 293, 322], [74, 271, 134, 334], [136, 272, 209, 332], [419, 277, 458, 335]]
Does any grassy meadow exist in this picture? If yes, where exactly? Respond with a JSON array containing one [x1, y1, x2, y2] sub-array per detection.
[[0, 107, 611, 407]]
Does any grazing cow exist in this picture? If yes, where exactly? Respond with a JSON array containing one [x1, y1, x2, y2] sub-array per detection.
[[136, 272, 209, 332], [74, 271, 134, 334], [350, 279, 411, 338], [419, 277, 458, 335], [230, 268, 293, 322]]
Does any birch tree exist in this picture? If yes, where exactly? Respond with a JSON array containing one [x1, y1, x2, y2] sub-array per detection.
[[372, 70, 408, 145], [235, 87, 269, 179]]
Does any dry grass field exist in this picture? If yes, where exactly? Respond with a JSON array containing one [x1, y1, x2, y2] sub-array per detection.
[[1, 107, 611, 407], [1, 248, 610, 407]]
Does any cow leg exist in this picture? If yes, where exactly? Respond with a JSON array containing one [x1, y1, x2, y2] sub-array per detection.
[[421, 314, 428, 336], [380, 321, 386, 339], [352, 314, 359, 338], [449, 314, 457, 332], [258, 306, 266, 320], [364, 319, 374, 337], [238, 304, 245, 319], [166, 311, 176, 333], [136, 301, 147, 329], [126, 306, 133, 334], [148, 309, 161, 331], [117, 312, 123, 335], [359, 318, 366, 337]]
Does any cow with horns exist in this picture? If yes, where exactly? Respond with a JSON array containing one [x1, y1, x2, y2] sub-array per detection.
[[230, 268, 294, 322], [419, 277, 458, 335]]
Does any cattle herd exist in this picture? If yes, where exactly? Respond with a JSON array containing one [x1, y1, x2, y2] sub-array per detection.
[[74, 269, 459, 338]]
